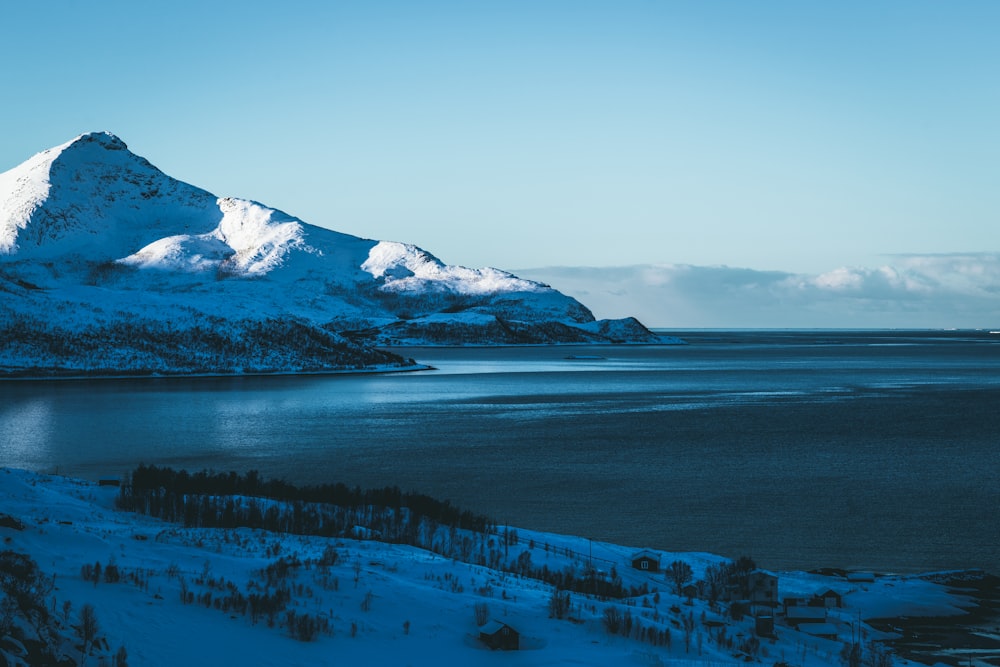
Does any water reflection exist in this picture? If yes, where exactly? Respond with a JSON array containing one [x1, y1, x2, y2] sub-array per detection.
[[1, 333, 999, 572], [0, 397, 53, 467]]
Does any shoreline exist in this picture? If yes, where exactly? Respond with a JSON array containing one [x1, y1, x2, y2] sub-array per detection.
[[0, 361, 434, 383], [868, 571, 1000, 666], [0, 339, 687, 381]]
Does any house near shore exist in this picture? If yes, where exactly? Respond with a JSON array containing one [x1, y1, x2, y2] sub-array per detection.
[[784, 588, 843, 613], [747, 570, 778, 607], [630, 550, 661, 573], [783, 597, 809, 614], [799, 622, 839, 640], [785, 606, 828, 628], [814, 587, 843, 608], [479, 620, 519, 651]]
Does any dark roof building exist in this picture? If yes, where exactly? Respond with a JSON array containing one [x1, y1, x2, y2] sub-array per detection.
[[755, 614, 775, 638], [479, 620, 519, 651], [785, 606, 827, 627], [799, 622, 839, 640], [630, 550, 661, 572], [814, 588, 843, 608]]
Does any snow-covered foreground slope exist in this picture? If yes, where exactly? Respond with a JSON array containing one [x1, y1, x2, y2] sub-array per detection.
[[0, 133, 670, 377], [0, 468, 980, 667]]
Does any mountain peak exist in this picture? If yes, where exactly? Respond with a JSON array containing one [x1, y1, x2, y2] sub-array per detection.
[[49, 131, 141, 170], [1, 131, 216, 258], [69, 131, 129, 152]]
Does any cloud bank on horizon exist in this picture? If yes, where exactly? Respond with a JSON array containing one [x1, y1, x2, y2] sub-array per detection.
[[518, 253, 1000, 329]]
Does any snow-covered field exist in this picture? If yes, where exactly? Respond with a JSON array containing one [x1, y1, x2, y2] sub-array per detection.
[[0, 468, 979, 666]]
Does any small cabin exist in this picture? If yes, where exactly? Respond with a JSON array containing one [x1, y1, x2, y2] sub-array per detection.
[[755, 614, 775, 638], [479, 620, 519, 651], [813, 588, 843, 608], [631, 550, 661, 573]]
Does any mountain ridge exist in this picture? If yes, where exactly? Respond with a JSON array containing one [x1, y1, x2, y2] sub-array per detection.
[[0, 132, 672, 377]]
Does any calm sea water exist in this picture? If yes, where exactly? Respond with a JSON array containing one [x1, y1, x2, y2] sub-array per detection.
[[2, 329, 998, 574]]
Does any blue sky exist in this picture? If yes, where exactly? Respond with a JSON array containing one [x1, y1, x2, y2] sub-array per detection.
[[2, 1, 998, 326]]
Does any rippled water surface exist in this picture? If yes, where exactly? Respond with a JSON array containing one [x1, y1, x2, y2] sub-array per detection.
[[3, 330, 999, 572]]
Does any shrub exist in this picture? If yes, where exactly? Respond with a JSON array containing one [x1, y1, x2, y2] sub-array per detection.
[[603, 606, 623, 634]]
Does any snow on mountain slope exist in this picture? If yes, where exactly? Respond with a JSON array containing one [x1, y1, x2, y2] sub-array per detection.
[[0, 132, 219, 260], [119, 197, 318, 276], [0, 132, 667, 377], [362, 240, 542, 294]]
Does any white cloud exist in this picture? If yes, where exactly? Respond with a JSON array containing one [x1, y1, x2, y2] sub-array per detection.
[[516, 253, 1000, 328]]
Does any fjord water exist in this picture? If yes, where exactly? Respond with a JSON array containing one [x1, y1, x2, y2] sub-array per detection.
[[2, 330, 998, 573]]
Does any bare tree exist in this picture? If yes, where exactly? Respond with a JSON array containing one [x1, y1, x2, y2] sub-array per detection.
[[863, 641, 894, 667], [0, 596, 16, 637], [704, 563, 727, 606], [667, 560, 693, 596], [548, 589, 571, 619], [683, 610, 695, 653], [77, 603, 100, 665], [0, 551, 54, 642], [474, 601, 490, 627]]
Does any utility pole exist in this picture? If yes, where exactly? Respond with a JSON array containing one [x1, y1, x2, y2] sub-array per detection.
[[590, 538, 595, 596], [504, 522, 509, 562]]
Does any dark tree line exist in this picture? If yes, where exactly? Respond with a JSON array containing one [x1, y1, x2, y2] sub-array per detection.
[[0, 312, 409, 377], [117, 465, 491, 534], [116, 466, 636, 600]]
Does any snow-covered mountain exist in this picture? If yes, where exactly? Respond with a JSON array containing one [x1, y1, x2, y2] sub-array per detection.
[[0, 132, 663, 377]]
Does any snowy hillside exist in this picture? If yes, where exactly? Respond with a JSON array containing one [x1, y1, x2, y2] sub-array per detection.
[[1, 467, 980, 667], [0, 133, 667, 377]]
